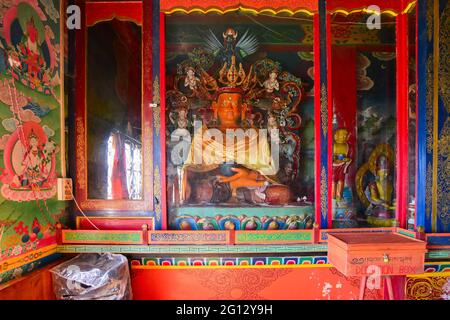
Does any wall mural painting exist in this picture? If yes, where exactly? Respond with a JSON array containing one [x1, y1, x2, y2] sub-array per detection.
[[165, 13, 315, 230], [0, 0, 65, 284]]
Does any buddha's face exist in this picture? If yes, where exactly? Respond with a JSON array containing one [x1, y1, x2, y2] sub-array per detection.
[[186, 69, 195, 78], [213, 92, 246, 128], [284, 163, 293, 175], [269, 71, 278, 80], [377, 168, 389, 181], [29, 137, 38, 148], [334, 129, 349, 144], [268, 115, 277, 127], [376, 156, 390, 180]]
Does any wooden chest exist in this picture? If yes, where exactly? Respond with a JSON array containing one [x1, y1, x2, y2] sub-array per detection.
[[327, 232, 427, 277]]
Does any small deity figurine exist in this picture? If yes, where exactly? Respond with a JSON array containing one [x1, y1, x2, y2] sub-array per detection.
[[178, 109, 189, 128], [356, 144, 396, 226], [332, 128, 352, 201], [254, 69, 281, 101], [263, 69, 279, 94], [267, 112, 280, 143], [12, 130, 51, 189], [184, 66, 200, 91], [365, 155, 395, 219], [278, 162, 295, 185], [169, 107, 191, 169], [169, 108, 189, 137], [180, 66, 214, 100], [167, 91, 189, 134], [267, 112, 278, 131], [170, 107, 189, 133]]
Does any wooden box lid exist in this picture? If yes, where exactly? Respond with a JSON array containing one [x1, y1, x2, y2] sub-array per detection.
[[327, 232, 427, 276], [328, 232, 427, 251]]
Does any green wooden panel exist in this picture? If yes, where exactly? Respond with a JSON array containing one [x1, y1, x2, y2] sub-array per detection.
[[236, 231, 312, 243], [63, 231, 143, 244]]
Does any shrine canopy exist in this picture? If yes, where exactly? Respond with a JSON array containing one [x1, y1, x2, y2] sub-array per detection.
[[160, 0, 416, 15], [160, 0, 319, 15]]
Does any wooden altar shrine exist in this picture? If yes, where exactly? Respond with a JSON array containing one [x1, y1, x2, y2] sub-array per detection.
[[0, 0, 448, 300]]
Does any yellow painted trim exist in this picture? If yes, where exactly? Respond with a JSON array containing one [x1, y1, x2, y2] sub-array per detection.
[[162, 6, 315, 16], [131, 264, 332, 270], [407, 271, 450, 278], [331, 8, 398, 17], [432, 0, 439, 232], [330, 1, 416, 17], [330, 8, 398, 17], [86, 16, 142, 27], [425, 261, 450, 265], [402, 1, 417, 14], [163, 2, 417, 17], [0, 244, 57, 274]]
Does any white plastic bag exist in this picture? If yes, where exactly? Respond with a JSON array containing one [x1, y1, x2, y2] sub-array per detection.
[[50, 253, 132, 300]]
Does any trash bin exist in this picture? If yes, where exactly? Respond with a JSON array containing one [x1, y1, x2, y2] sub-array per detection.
[[50, 253, 132, 300]]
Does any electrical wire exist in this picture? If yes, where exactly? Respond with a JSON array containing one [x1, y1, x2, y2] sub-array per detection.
[[0, 224, 4, 252], [69, 188, 100, 230]]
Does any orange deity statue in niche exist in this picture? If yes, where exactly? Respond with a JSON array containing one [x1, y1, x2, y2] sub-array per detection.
[[181, 82, 291, 205]]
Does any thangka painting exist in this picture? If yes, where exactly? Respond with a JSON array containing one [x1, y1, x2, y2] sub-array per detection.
[[0, 0, 65, 284]]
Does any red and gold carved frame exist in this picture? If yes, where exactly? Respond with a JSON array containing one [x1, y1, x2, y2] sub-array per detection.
[[75, 1, 153, 212], [158, 0, 319, 225], [159, 0, 418, 232], [160, 0, 319, 14], [324, 0, 417, 229]]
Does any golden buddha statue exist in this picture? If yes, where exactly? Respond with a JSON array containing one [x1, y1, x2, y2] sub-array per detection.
[[332, 128, 352, 201], [178, 55, 290, 205], [356, 144, 396, 226], [181, 87, 286, 203]]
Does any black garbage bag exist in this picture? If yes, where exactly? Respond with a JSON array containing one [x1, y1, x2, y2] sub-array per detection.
[[50, 253, 132, 300]]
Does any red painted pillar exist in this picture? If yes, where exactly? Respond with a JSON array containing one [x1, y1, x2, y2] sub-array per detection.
[[326, 13, 333, 229], [331, 47, 358, 188], [313, 13, 322, 229], [159, 12, 167, 229], [396, 13, 409, 229]]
